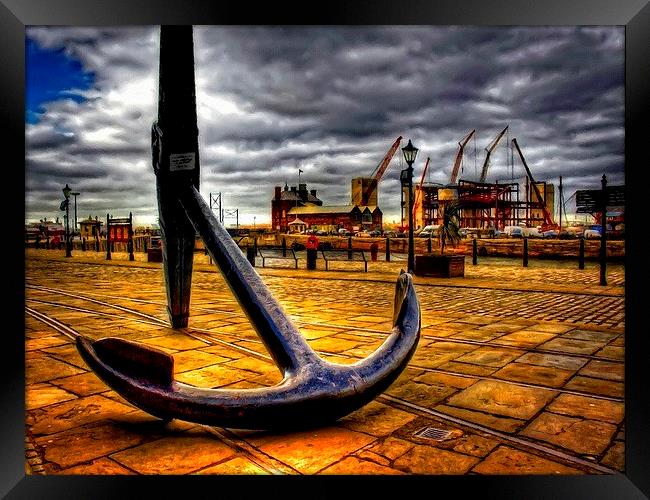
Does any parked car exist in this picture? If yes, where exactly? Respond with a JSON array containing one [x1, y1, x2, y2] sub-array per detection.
[[509, 227, 523, 238], [584, 229, 601, 239], [542, 230, 559, 238], [368, 230, 381, 237], [150, 236, 162, 248], [521, 226, 542, 238], [559, 230, 577, 239], [356, 231, 372, 238], [315, 230, 328, 236], [417, 225, 440, 238], [502, 225, 520, 237]]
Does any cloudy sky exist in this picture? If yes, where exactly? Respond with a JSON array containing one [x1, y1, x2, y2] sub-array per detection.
[[25, 26, 624, 226]]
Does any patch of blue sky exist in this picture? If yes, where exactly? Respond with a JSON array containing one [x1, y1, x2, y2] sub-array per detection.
[[25, 37, 95, 124]]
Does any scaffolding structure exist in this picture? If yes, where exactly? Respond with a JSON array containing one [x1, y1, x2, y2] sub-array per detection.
[[416, 179, 549, 229]]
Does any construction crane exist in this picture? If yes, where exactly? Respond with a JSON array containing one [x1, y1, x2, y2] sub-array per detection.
[[449, 129, 476, 184], [412, 156, 430, 225], [512, 138, 557, 231], [361, 136, 402, 205], [479, 125, 509, 183]]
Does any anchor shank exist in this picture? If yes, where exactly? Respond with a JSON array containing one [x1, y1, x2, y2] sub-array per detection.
[[152, 26, 200, 328], [178, 185, 320, 374]]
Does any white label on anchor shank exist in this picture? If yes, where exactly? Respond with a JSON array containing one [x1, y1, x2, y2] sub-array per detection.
[[169, 152, 196, 171]]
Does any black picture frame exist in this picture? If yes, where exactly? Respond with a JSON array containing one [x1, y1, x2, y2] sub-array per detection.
[[5, 1, 649, 498]]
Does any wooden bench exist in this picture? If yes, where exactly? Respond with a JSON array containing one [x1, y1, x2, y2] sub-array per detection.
[[258, 247, 298, 269], [321, 249, 367, 272]]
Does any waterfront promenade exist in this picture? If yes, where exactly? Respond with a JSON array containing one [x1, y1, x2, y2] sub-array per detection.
[[25, 248, 624, 475]]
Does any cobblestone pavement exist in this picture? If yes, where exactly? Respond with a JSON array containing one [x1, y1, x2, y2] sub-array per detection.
[[25, 249, 625, 475]]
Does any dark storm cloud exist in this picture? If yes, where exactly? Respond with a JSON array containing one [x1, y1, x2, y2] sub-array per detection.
[[26, 26, 623, 225]]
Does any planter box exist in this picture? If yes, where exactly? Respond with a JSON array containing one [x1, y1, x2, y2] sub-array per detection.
[[415, 254, 465, 278], [147, 248, 163, 263]]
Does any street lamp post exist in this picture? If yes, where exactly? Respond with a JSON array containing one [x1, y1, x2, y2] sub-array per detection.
[[401, 140, 419, 273], [62, 184, 72, 257], [71, 192, 80, 233]]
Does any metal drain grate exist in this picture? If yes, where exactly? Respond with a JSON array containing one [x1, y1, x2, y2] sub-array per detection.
[[414, 426, 455, 441]]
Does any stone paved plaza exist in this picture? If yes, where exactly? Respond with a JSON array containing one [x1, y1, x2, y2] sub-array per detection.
[[24, 248, 625, 475]]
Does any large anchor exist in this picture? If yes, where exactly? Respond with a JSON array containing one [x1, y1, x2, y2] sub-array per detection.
[[75, 26, 420, 430]]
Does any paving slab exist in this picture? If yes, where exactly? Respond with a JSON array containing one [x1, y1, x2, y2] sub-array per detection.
[[27, 394, 138, 436], [319, 457, 405, 474], [393, 444, 480, 474], [601, 441, 625, 471], [578, 359, 624, 382], [546, 393, 624, 424], [239, 426, 376, 474], [35, 421, 151, 471], [445, 380, 556, 420], [338, 401, 418, 437], [435, 405, 525, 434], [51, 372, 110, 397], [514, 352, 588, 371], [472, 445, 583, 474], [26, 383, 77, 410], [195, 456, 271, 475], [110, 432, 237, 474], [364, 436, 416, 462], [520, 412, 618, 456], [563, 376, 624, 398], [492, 363, 575, 388], [454, 346, 525, 368]]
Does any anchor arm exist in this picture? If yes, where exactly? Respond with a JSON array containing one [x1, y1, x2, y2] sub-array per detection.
[[177, 183, 321, 375]]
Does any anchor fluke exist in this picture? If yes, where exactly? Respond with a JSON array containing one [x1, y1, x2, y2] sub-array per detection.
[[78, 336, 174, 387]]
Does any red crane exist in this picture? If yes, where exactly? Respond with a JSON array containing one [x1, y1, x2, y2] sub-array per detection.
[[449, 129, 476, 184], [479, 125, 509, 183], [512, 138, 557, 231], [361, 136, 402, 205], [412, 156, 430, 224]]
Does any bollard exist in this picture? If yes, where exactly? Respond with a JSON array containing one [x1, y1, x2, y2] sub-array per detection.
[[385, 237, 390, 262], [246, 245, 256, 266], [472, 238, 478, 265], [348, 236, 352, 260], [370, 242, 378, 262], [82, 238, 86, 251], [306, 248, 317, 270], [106, 214, 111, 260], [427, 236, 432, 253], [46, 237, 50, 250], [282, 237, 287, 257], [578, 237, 585, 270], [599, 174, 607, 286], [128, 214, 135, 261], [35, 236, 40, 249], [523, 237, 528, 267], [95, 237, 100, 252]]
